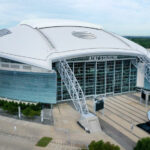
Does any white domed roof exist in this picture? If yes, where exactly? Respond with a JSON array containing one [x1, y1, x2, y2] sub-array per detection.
[[0, 18, 149, 70]]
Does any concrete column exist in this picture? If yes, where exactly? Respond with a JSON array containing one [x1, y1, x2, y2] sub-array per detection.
[[136, 63, 145, 88]]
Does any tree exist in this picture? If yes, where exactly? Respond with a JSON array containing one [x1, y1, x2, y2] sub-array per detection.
[[134, 137, 150, 150], [88, 140, 120, 150]]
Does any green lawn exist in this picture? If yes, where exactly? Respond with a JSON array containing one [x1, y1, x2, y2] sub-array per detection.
[[36, 137, 52, 147]]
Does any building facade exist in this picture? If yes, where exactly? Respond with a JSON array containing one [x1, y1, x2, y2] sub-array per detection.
[[56, 55, 137, 101], [0, 19, 149, 106]]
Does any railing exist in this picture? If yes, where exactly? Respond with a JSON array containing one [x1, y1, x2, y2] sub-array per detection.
[[0, 62, 49, 73], [57, 59, 89, 115]]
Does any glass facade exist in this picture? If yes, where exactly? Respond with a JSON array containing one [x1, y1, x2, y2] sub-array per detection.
[[0, 55, 137, 103], [55, 55, 137, 101], [144, 78, 150, 90], [0, 70, 57, 104]]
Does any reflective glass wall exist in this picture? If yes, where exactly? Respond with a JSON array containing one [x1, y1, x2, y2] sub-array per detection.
[[0, 70, 57, 104]]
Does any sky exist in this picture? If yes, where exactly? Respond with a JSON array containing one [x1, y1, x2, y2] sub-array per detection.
[[0, 0, 150, 36]]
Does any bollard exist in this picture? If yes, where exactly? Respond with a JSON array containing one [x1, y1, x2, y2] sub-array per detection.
[[18, 106, 21, 119], [41, 109, 44, 123]]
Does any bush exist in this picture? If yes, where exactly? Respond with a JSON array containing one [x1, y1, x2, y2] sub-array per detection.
[[0, 99, 42, 116], [134, 137, 150, 150], [22, 107, 41, 118], [19, 102, 26, 110], [36, 137, 52, 147], [22, 107, 36, 118], [2, 102, 17, 114], [0, 100, 5, 107], [88, 140, 120, 150], [7, 104, 18, 114]]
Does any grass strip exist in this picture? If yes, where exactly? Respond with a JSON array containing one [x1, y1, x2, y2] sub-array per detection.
[[36, 137, 52, 147]]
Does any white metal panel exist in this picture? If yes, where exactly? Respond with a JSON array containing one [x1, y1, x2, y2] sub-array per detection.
[[41, 27, 131, 52], [49, 48, 142, 62], [0, 26, 53, 60], [0, 52, 52, 70]]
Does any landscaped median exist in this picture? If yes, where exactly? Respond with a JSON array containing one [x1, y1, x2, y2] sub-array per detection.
[[36, 137, 52, 147]]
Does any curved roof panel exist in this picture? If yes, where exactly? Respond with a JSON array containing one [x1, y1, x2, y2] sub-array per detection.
[[41, 27, 131, 52], [0, 19, 149, 70]]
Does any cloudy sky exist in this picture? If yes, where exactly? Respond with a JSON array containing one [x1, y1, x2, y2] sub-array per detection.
[[0, 0, 150, 36]]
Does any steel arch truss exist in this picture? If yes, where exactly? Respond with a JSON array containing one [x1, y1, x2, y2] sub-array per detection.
[[57, 59, 89, 115], [131, 55, 150, 83]]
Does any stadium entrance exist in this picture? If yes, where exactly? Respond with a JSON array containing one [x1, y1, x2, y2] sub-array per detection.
[[55, 55, 137, 101]]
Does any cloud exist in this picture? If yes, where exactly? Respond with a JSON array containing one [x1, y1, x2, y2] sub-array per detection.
[[0, 0, 149, 35]]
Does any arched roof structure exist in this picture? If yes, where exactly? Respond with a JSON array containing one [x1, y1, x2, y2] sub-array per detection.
[[0, 19, 149, 70]]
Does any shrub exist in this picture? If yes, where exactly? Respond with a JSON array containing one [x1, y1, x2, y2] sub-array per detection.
[[1, 101, 18, 114], [134, 137, 150, 150], [22, 107, 41, 118], [36, 137, 52, 147], [7, 104, 18, 114], [19, 102, 26, 110], [22, 107, 36, 118], [0, 99, 42, 116], [0, 100, 5, 107], [88, 140, 120, 150], [2, 102, 9, 111]]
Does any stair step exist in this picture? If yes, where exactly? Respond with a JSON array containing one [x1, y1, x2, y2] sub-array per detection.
[[87, 98, 150, 143], [109, 96, 147, 116], [87, 103, 139, 143], [105, 98, 147, 122]]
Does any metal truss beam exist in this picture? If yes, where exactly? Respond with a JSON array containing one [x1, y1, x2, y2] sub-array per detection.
[[57, 59, 89, 115], [131, 55, 150, 83]]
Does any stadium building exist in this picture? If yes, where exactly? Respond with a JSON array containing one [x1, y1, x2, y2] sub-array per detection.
[[0, 19, 150, 131]]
